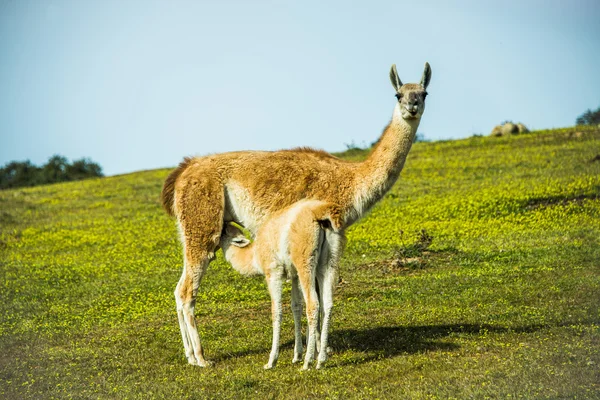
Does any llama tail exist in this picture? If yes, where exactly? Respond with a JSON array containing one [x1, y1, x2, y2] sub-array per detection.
[[311, 202, 344, 232], [161, 157, 193, 217]]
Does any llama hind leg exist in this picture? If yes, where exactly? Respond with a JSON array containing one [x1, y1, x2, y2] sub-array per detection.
[[316, 265, 337, 369], [174, 174, 224, 366], [313, 277, 322, 355], [290, 276, 304, 364], [297, 265, 319, 370], [316, 234, 344, 368], [175, 273, 194, 364], [292, 238, 320, 370], [175, 255, 213, 367], [302, 286, 320, 370]]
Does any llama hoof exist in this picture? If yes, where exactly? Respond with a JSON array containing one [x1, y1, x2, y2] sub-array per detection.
[[292, 356, 302, 364], [187, 357, 198, 366], [316, 361, 324, 369], [264, 363, 275, 370], [197, 359, 213, 368], [189, 357, 212, 367]]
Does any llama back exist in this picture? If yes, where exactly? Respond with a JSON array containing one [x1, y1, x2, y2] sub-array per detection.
[[162, 150, 357, 225]]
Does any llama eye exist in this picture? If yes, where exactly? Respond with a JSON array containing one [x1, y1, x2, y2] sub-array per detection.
[[423, 92, 428, 98], [395, 93, 402, 100]]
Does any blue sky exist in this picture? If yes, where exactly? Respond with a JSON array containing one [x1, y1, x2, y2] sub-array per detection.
[[1, 0, 599, 176]]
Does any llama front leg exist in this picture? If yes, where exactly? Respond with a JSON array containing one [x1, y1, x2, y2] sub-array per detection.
[[265, 270, 284, 369], [290, 276, 304, 364]]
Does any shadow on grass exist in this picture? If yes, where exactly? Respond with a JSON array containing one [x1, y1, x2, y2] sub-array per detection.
[[328, 323, 546, 366], [213, 323, 547, 365], [524, 191, 600, 210]]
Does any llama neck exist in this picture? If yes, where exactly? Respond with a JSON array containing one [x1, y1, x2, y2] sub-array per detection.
[[223, 244, 259, 276], [351, 104, 420, 221]]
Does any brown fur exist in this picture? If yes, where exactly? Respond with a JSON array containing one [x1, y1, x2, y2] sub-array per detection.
[[161, 156, 193, 216], [164, 63, 432, 366], [285, 146, 339, 160], [309, 201, 344, 231], [220, 200, 346, 369]]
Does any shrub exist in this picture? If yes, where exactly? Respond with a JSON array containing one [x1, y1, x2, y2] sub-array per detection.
[[0, 155, 103, 190], [576, 106, 600, 126]]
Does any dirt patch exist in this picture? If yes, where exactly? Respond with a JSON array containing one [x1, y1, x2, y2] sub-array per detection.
[[358, 229, 437, 274], [363, 252, 432, 274]]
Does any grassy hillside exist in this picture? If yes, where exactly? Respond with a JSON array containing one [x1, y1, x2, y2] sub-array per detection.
[[1, 127, 599, 399]]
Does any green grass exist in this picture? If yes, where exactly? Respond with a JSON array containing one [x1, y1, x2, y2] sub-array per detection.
[[1, 126, 599, 399]]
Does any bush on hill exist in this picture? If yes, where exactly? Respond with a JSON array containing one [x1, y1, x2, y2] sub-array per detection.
[[0, 155, 103, 190], [576, 106, 600, 126]]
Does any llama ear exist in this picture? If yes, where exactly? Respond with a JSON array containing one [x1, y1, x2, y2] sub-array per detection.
[[389, 64, 403, 92], [232, 236, 251, 247], [420, 62, 431, 89]]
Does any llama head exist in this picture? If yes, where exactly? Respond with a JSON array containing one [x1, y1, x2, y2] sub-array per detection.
[[221, 223, 251, 249], [389, 62, 431, 120]]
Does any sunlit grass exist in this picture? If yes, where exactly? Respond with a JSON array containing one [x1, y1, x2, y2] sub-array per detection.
[[1, 126, 599, 398]]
